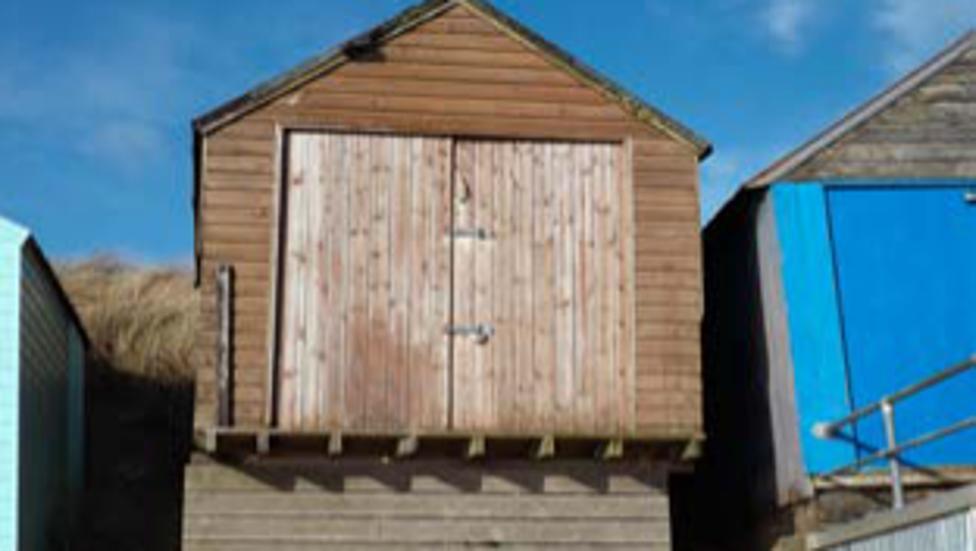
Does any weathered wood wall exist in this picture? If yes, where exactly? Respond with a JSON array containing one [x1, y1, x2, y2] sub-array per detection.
[[195, 4, 702, 436], [182, 455, 672, 550], [789, 43, 976, 180]]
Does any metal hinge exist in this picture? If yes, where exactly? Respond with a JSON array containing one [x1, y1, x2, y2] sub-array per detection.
[[449, 228, 493, 241], [448, 228, 494, 241], [446, 324, 495, 344]]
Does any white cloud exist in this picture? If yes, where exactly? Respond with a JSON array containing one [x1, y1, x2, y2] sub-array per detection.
[[762, 0, 815, 54], [874, 0, 976, 73], [0, 10, 200, 172], [80, 120, 165, 170]]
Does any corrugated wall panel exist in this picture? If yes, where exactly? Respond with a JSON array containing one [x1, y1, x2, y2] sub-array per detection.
[[826, 509, 975, 551]]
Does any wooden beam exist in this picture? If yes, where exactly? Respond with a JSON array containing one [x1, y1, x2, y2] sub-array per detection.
[[255, 431, 271, 455], [597, 439, 624, 460], [202, 428, 218, 454], [328, 432, 343, 457], [681, 438, 702, 461], [534, 436, 555, 460], [215, 264, 234, 427], [396, 435, 419, 458], [466, 436, 486, 460]]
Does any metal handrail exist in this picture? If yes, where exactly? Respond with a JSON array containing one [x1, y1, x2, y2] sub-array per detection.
[[812, 354, 976, 509]]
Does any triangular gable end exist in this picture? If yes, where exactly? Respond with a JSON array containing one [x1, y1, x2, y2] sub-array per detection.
[[746, 29, 976, 188], [192, 0, 710, 158]]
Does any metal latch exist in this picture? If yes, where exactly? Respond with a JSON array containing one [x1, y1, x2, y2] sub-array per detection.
[[449, 228, 493, 241], [446, 324, 495, 344], [965, 190, 976, 204]]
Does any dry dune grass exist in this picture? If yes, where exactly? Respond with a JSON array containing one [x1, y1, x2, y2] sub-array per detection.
[[56, 256, 198, 549], [57, 256, 199, 383]]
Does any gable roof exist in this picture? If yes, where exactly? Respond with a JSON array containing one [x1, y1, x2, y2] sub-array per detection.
[[0, 215, 90, 348], [745, 28, 976, 189], [191, 0, 711, 157]]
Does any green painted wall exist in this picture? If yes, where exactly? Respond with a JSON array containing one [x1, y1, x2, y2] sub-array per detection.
[[0, 217, 86, 550]]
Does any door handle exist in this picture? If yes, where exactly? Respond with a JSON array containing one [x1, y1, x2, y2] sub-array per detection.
[[965, 190, 976, 204]]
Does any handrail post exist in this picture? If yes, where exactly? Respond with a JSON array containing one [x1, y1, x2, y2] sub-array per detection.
[[880, 399, 904, 509]]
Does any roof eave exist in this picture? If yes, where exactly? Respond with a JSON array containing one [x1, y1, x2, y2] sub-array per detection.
[[192, 0, 453, 136], [22, 237, 92, 349]]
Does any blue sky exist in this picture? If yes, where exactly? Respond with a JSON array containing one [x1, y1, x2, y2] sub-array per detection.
[[1, 0, 974, 264]]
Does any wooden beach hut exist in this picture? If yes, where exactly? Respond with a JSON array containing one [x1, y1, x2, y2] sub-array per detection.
[[688, 30, 976, 549], [186, 0, 710, 547]]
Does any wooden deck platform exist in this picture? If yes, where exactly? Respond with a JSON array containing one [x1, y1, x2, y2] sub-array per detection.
[[194, 427, 702, 463]]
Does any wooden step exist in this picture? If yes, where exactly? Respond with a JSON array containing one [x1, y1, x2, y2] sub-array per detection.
[[182, 456, 673, 548], [183, 539, 670, 550], [184, 491, 669, 519], [183, 515, 667, 543]]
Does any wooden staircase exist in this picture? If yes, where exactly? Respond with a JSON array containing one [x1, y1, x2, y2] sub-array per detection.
[[181, 454, 673, 550]]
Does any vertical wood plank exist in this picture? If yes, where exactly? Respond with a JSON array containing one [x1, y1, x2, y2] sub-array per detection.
[[474, 142, 495, 429], [607, 145, 623, 433], [452, 141, 474, 430], [302, 135, 323, 430], [516, 141, 535, 432], [406, 137, 424, 429], [496, 141, 515, 431], [532, 142, 556, 430], [618, 142, 637, 433], [331, 134, 351, 429], [579, 145, 602, 434], [430, 138, 453, 429], [388, 137, 409, 430]]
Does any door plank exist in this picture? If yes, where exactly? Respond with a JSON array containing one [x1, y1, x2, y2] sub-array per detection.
[[279, 132, 452, 432], [452, 139, 633, 435]]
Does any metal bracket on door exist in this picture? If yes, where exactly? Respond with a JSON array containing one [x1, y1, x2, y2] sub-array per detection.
[[449, 228, 493, 241], [446, 324, 495, 345]]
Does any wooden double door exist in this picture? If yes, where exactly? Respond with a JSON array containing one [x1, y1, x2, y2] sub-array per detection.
[[278, 132, 635, 435]]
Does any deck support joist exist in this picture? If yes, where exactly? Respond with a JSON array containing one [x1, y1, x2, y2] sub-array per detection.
[[194, 427, 700, 462]]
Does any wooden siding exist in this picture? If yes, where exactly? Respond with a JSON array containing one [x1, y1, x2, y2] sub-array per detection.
[[195, 3, 702, 436], [452, 140, 635, 435], [789, 43, 976, 180], [18, 244, 86, 550], [182, 455, 672, 550]]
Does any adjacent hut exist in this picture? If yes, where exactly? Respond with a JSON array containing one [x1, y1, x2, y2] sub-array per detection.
[[0, 216, 87, 550], [186, 0, 710, 547], [689, 30, 976, 549]]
